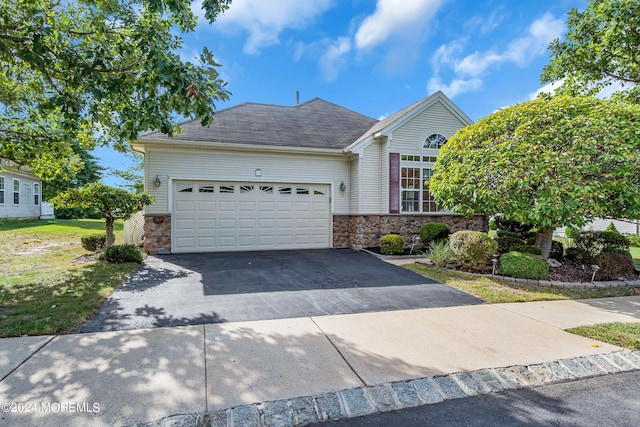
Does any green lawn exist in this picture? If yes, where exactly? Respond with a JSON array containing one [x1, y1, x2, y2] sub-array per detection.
[[0, 219, 139, 337], [406, 264, 636, 303], [567, 322, 640, 350], [631, 246, 640, 268]]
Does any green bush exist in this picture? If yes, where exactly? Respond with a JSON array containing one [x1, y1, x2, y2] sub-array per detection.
[[380, 234, 404, 256], [419, 223, 450, 245], [550, 240, 564, 260], [426, 240, 455, 268], [626, 234, 640, 247], [565, 225, 580, 239], [498, 252, 549, 280], [509, 244, 542, 255], [495, 235, 524, 254], [565, 247, 591, 264], [81, 234, 106, 252], [102, 244, 144, 263], [449, 230, 498, 271], [493, 215, 535, 237], [496, 229, 523, 239], [594, 252, 636, 281], [574, 231, 629, 262], [605, 222, 620, 235], [488, 219, 497, 230], [604, 248, 633, 259]]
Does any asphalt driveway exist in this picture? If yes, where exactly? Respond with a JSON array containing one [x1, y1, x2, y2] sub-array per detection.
[[80, 248, 483, 332]]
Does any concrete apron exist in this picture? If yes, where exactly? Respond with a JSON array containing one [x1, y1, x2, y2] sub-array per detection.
[[1, 298, 640, 427]]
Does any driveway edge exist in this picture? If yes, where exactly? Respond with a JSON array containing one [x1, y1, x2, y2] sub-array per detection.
[[132, 350, 640, 427]]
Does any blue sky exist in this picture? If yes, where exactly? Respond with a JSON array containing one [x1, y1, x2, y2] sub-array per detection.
[[99, 0, 587, 186]]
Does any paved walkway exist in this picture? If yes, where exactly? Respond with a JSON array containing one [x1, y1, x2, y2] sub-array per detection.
[[1, 297, 640, 427]]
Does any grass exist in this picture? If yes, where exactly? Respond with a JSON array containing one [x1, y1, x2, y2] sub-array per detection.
[[631, 246, 640, 268], [0, 219, 140, 337], [406, 263, 636, 303], [567, 323, 640, 350]]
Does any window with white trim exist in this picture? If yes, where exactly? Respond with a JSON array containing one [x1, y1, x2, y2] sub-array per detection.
[[13, 178, 19, 205], [422, 133, 447, 149], [0, 176, 4, 204], [33, 182, 40, 206], [400, 156, 441, 213]]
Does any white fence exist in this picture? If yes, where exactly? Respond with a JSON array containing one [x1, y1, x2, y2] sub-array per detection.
[[40, 202, 55, 219], [555, 218, 640, 237], [124, 211, 145, 246]]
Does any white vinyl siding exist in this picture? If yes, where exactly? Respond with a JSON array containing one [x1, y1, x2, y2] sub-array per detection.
[[350, 157, 359, 213], [145, 148, 349, 215], [391, 100, 467, 152], [0, 171, 41, 219], [359, 141, 386, 214]]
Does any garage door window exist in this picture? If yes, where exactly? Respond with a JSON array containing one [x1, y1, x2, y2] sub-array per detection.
[[199, 184, 214, 193], [279, 186, 292, 195], [219, 185, 235, 193], [260, 185, 273, 194], [240, 185, 254, 193], [177, 183, 193, 192]]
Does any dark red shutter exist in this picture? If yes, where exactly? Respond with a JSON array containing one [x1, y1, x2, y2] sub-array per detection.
[[389, 153, 400, 214]]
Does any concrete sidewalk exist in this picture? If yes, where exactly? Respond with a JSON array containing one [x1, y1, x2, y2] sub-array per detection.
[[1, 296, 639, 427]]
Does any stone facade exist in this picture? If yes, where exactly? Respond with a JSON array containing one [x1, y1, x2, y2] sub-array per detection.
[[143, 214, 171, 255], [333, 214, 487, 248]]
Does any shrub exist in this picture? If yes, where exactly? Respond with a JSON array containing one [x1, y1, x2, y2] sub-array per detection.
[[493, 215, 535, 237], [604, 248, 633, 259], [102, 244, 144, 263], [498, 252, 549, 280], [495, 235, 524, 254], [426, 240, 455, 268], [449, 230, 498, 271], [565, 247, 591, 264], [380, 234, 404, 256], [509, 244, 542, 255], [496, 229, 523, 239], [605, 222, 620, 235], [420, 223, 450, 245], [550, 240, 564, 260], [565, 225, 580, 239], [81, 234, 106, 252], [594, 252, 636, 281], [626, 234, 640, 247], [488, 218, 497, 230], [574, 230, 629, 261]]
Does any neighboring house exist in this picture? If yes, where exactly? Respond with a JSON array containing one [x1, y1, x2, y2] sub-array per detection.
[[556, 219, 640, 237], [0, 165, 42, 219], [131, 91, 486, 254]]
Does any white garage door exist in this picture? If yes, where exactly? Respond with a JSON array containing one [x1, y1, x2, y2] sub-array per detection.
[[172, 181, 331, 253]]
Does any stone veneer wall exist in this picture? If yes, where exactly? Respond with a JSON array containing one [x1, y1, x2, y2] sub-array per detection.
[[333, 214, 488, 248], [143, 214, 171, 255]]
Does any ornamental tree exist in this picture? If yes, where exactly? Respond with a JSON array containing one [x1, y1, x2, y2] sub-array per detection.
[[53, 183, 154, 246], [541, 0, 640, 102], [430, 96, 640, 259], [0, 0, 231, 179]]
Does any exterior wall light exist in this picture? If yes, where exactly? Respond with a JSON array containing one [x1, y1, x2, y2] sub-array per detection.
[[153, 175, 161, 187], [339, 181, 346, 192]]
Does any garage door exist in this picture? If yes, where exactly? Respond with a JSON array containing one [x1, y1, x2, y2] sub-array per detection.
[[172, 181, 331, 253]]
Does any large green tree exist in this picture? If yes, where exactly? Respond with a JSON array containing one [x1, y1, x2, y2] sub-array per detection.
[[542, 0, 640, 102], [52, 183, 153, 246], [0, 0, 231, 180], [430, 96, 640, 258], [43, 144, 104, 201]]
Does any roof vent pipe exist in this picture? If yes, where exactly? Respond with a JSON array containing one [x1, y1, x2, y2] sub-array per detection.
[[296, 91, 299, 105]]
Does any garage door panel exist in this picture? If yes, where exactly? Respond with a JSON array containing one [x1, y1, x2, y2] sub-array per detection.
[[173, 180, 330, 252]]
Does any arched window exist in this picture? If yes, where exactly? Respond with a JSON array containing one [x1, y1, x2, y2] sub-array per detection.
[[423, 133, 447, 149]]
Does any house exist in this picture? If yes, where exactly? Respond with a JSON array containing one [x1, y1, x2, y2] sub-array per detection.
[[131, 91, 486, 254], [0, 163, 44, 219]]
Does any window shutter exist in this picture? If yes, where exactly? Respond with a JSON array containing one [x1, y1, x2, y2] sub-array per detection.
[[389, 153, 400, 214]]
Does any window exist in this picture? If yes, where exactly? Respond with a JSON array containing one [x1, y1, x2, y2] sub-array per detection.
[[296, 186, 309, 195], [0, 176, 4, 204], [33, 183, 40, 206], [176, 183, 193, 193], [240, 185, 254, 193], [278, 186, 292, 195], [13, 178, 19, 205], [219, 185, 235, 193], [400, 155, 442, 213], [260, 185, 273, 194], [198, 184, 214, 193], [423, 133, 447, 149]]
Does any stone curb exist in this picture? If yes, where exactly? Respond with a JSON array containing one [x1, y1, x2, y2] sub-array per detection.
[[414, 260, 640, 290], [132, 350, 640, 427]]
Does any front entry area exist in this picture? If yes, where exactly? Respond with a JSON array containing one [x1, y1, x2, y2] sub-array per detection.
[[172, 180, 332, 253]]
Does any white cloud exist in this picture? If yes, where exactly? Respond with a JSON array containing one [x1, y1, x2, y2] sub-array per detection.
[[427, 76, 482, 98], [319, 37, 351, 81], [465, 9, 504, 35], [428, 13, 564, 98], [355, 0, 447, 49], [200, 0, 333, 54], [528, 80, 564, 100]]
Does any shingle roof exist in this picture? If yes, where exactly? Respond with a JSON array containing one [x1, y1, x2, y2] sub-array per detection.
[[139, 98, 378, 150]]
